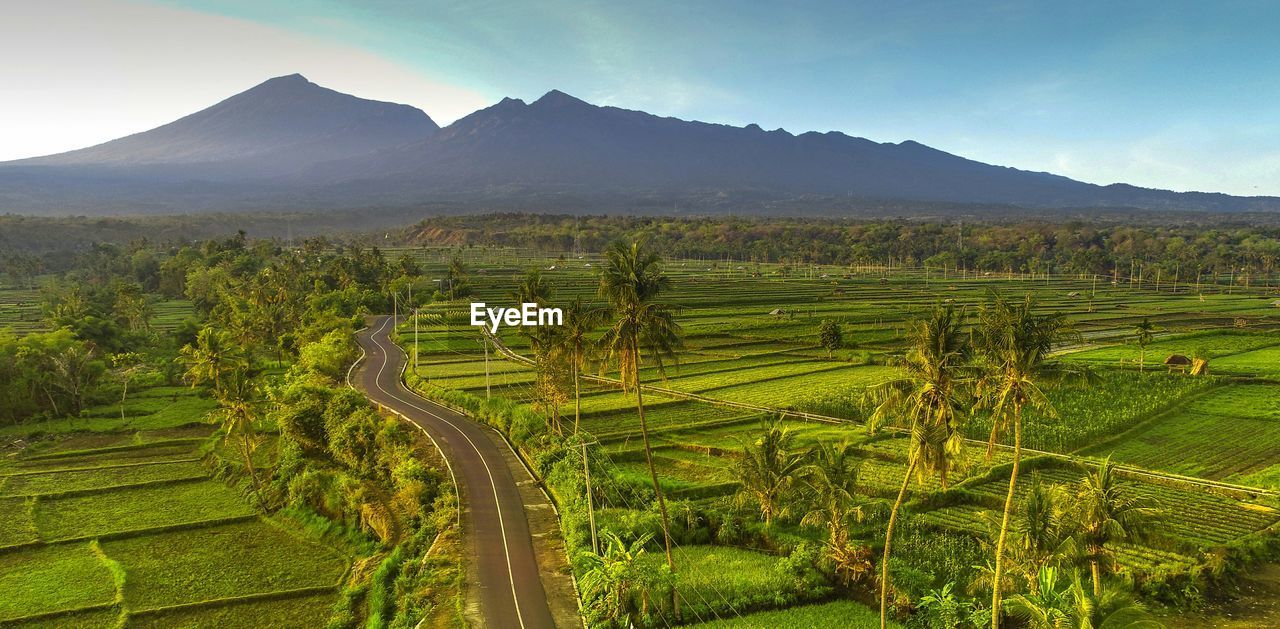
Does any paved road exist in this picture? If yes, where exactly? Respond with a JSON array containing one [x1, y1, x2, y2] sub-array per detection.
[[356, 316, 557, 629]]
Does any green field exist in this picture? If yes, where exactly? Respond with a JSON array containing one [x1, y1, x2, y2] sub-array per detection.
[[393, 250, 1280, 624], [0, 386, 349, 626]]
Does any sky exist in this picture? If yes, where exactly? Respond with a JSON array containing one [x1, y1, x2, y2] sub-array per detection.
[[1, 0, 1278, 196]]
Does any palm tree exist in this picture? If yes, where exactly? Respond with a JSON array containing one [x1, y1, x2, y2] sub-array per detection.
[[598, 239, 684, 607], [1009, 476, 1078, 593], [559, 298, 607, 434], [975, 293, 1077, 628], [734, 420, 811, 525], [213, 370, 264, 506], [1133, 318, 1155, 372], [800, 442, 871, 587], [446, 255, 469, 301], [1006, 567, 1159, 629], [181, 326, 245, 395], [1073, 457, 1161, 598], [513, 269, 552, 306], [865, 303, 970, 628]]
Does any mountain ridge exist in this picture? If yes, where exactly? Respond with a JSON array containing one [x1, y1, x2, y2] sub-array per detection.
[[2, 77, 1276, 215]]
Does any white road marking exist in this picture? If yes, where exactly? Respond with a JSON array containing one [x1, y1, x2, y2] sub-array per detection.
[[368, 316, 528, 629]]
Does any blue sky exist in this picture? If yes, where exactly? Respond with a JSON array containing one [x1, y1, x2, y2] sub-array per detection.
[[2, 1, 1277, 195]]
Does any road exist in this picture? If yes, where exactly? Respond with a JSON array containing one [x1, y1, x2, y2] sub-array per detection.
[[356, 316, 557, 629]]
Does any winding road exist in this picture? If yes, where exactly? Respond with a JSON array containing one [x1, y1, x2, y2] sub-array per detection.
[[355, 316, 558, 629]]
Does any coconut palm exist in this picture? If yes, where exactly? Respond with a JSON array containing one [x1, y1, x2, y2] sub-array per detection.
[[598, 240, 684, 591], [446, 255, 469, 301], [865, 303, 970, 628], [1009, 476, 1078, 593], [800, 441, 870, 586], [513, 269, 553, 307], [558, 298, 608, 434], [213, 370, 264, 506], [1133, 318, 1155, 372], [974, 293, 1078, 628], [181, 326, 245, 395], [1073, 457, 1161, 597], [735, 420, 811, 525]]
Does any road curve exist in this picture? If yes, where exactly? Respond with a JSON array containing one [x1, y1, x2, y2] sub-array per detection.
[[356, 316, 557, 629]]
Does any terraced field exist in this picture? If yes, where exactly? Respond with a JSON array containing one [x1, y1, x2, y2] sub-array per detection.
[[389, 250, 1280, 621], [1087, 384, 1280, 487], [0, 390, 348, 626]]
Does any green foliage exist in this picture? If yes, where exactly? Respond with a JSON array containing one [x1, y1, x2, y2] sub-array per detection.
[[817, 319, 843, 355]]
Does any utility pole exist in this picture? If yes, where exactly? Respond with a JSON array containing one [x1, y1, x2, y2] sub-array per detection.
[[583, 441, 599, 555], [483, 335, 491, 400]]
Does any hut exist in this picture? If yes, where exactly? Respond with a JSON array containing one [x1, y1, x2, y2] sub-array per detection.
[[768, 308, 787, 317], [1164, 354, 1192, 373]]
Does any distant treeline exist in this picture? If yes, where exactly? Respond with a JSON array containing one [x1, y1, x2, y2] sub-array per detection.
[[8, 210, 1280, 285], [401, 213, 1280, 280]]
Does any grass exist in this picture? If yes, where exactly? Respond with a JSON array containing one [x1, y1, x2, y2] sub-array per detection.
[[635, 545, 826, 620], [2, 606, 122, 628], [0, 389, 217, 438], [1, 460, 208, 496], [0, 543, 116, 621], [34, 478, 256, 541], [687, 599, 897, 628], [0, 411, 351, 626], [0, 496, 38, 547], [102, 519, 348, 609], [1086, 384, 1280, 484], [128, 591, 337, 628]]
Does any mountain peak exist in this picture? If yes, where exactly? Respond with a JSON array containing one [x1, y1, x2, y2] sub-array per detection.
[[9, 74, 437, 171], [532, 89, 590, 108], [264, 72, 309, 84]]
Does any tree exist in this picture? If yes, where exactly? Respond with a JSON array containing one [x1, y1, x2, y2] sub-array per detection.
[[1133, 318, 1155, 372], [513, 270, 569, 434], [1005, 567, 1158, 629], [48, 340, 105, 417], [578, 531, 657, 625], [818, 319, 843, 357], [181, 326, 245, 395], [975, 293, 1078, 628], [445, 255, 470, 301], [1072, 457, 1161, 598], [734, 420, 811, 525], [558, 298, 607, 434], [213, 370, 264, 506], [110, 352, 146, 422], [1007, 477, 1078, 593], [598, 239, 684, 614], [865, 303, 970, 628], [800, 441, 870, 587]]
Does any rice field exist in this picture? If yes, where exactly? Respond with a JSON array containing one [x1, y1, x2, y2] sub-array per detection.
[[391, 251, 1280, 620], [0, 386, 349, 626]]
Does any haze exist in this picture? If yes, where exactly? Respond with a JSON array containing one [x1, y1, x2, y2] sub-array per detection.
[[2, 0, 1278, 196]]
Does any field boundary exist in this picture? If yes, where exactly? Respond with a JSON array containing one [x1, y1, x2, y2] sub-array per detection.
[[485, 330, 1280, 498], [1, 456, 204, 478]]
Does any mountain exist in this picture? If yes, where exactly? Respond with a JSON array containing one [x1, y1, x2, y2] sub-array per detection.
[[10, 74, 438, 180], [2, 78, 1277, 215]]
